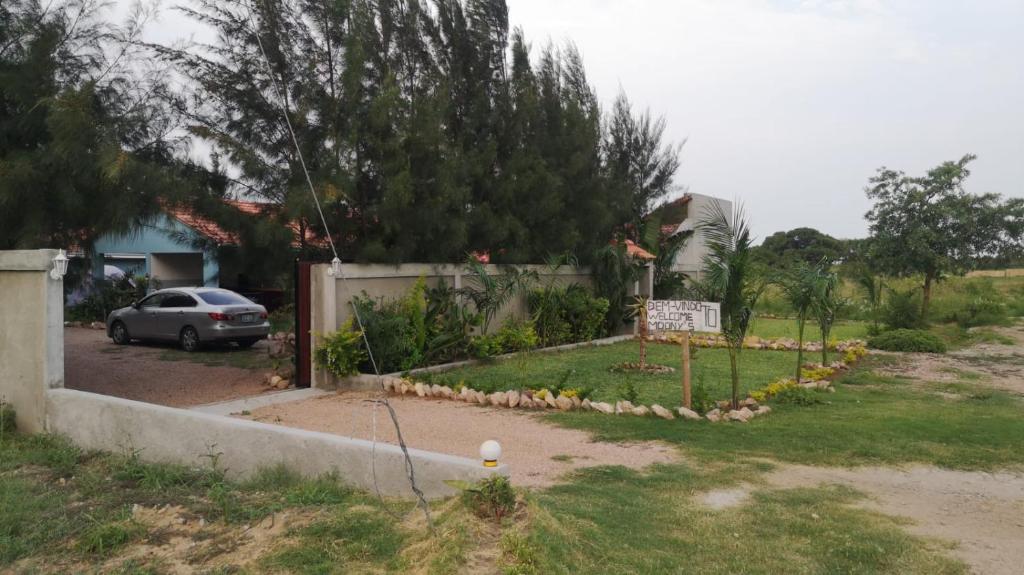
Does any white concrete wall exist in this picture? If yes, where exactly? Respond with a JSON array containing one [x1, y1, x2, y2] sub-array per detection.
[[0, 250, 64, 432], [669, 193, 733, 280], [0, 249, 507, 500], [46, 389, 503, 498]]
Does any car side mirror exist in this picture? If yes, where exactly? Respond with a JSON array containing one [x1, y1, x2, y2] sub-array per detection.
[[131, 301, 140, 309]]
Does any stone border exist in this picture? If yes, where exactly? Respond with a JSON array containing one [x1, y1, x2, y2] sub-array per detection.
[[373, 340, 871, 425]]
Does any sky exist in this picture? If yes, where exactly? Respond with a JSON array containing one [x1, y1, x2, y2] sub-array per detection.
[[115, 0, 1024, 240]]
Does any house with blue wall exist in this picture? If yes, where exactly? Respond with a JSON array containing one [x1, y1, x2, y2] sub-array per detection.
[[91, 211, 220, 289]]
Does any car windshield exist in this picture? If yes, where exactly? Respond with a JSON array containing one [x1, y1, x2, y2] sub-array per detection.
[[195, 290, 252, 306]]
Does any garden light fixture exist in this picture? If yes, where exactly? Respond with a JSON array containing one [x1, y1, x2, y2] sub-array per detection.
[[480, 440, 501, 468], [50, 249, 68, 280]]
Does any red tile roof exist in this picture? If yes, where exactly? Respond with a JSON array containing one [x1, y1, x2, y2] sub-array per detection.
[[165, 200, 329, 249]]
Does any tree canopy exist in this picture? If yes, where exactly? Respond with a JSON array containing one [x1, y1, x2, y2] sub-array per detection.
[[0, 0, 195, 250], [753, 227, 845, 268], [152, 0, 683, 264], [864, 154, 1024, 317]]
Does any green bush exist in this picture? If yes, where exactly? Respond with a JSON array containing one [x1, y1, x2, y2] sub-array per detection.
[[529, 285, 608, 347], [495, 318, 539, 353], [314, 319, 368, 377], [868, 329, 947, 353], [66, 274, 152, 322], [936, 280, 1011, 328], [882, 289, 926, 330], [690, 379, 713, 415], [459, 476, 516, 522], [353, 278, 478, 372], [772, 386, 823, 406]]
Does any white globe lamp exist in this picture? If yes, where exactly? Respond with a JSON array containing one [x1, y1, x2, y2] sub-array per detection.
[[480, 440, 501, 468]]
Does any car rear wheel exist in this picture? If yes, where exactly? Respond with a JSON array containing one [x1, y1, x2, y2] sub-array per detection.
[[111, 321, 130, 345], [180, 326, 201, 352], [236, 338, 261, 349]]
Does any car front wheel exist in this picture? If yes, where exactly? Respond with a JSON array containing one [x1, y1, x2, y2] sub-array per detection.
[[111, 321, 130, 345], [180, 326, 201, 352]]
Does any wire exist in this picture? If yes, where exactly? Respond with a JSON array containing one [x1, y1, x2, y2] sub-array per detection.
[[243, 0, 433, 530]]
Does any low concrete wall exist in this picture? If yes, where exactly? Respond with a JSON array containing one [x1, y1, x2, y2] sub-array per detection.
[[46, 388, 504, 499], [0, 250, 64, 433]]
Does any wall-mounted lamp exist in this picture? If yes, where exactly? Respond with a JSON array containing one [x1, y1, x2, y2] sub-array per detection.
[[50, 249, 69, 280], [480, 440, 502, 468], [327, 256, 343, 277]]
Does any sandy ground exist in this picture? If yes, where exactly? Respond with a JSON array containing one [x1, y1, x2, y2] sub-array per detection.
[[878, 325, 1024, 396], [240, 391, 678, 488], [64, 327, 271, 407], [766, 464, 1024, 575]]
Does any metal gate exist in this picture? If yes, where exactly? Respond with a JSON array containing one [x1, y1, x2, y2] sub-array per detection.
[[294, 259, 312, 388]]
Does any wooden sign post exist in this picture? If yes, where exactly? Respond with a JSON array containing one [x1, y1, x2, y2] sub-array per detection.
[[646, 300, 721, 410], [681, 330, 691, 409]]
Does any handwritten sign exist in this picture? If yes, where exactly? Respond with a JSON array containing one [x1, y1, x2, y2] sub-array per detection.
[[646, 300, 721, 334]]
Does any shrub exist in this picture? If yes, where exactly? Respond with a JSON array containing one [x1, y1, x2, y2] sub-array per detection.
[[529, 285, 609, 347], [773, 386, 823, 406], [939, 281, 1011, 328], [469, 334, 504, 359], [882, 288, 925, 330], [66, 274, 151, 322], [690, 380, 713, 415], [617, 380, 639, 403], [314, 319, 368, 377], [868, 329, 947, 353], [749, 378, 799, 403], [458, 476, 516, 521], [494, 318, 539, 353]]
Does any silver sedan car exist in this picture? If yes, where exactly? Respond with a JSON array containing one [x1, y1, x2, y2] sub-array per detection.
[[106, 287, 271, 352]]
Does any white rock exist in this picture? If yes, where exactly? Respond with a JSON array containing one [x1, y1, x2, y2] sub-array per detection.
[[581, 399, 593, 411], [631, 405, 651, 416], [555, 395, 574, 411], [706, 409, 722, 422], [439, 386, 453, 399], [677, 407, 702, 421], [507, 390, 521, 408], [571, 396, 582, 409], [476, 391, 487, 404], [651, 404, 675, 420], [270, 375, 283, 386], [414, 382, 426, 397], [615, 400, 635, 415], [544, 391, 558, 408], [755, 405, 772, 416], [430, 384, 444, 397], [492, 391, 508, 406], [592, 402, 615, 414]]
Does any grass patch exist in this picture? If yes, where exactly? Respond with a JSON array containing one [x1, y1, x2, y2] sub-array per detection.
[[505, 463, 965, 574], [748, 317, 870, 341], [157, 345, 274, 370], [545, 357, 1024, 471], [418, 341, 799, 406]]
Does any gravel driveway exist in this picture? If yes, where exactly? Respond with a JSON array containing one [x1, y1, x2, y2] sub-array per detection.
[[64, 327, 273, 407]]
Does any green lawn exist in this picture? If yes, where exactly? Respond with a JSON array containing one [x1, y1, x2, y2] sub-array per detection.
[[547, 357, 1024, 470], [418, 340, 801, 407], [748, 317, 870, 341]]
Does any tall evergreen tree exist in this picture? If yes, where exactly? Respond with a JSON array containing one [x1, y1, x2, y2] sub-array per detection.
[[0, 0, 187, 250]]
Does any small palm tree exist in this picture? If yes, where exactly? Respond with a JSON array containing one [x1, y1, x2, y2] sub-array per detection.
[[459, 258, 537, 333], [626, 296, 650, 368], [698, 201, 762, 410], [812, 268, 843, 365], [853, 265, 884, 334], [776, 262, 819, 381]]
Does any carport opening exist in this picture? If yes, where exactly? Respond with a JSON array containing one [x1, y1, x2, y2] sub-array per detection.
[[62, 260, 302, 410]]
